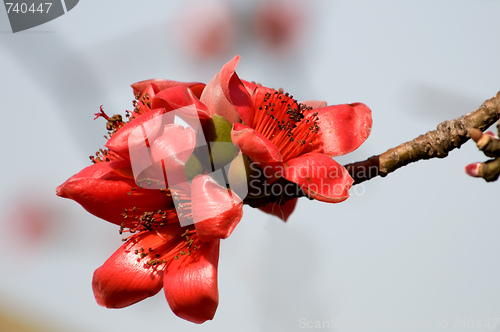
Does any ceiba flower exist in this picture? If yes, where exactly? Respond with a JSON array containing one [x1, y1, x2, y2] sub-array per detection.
[[57, 80, 241, 323], [56, 55, 372, 323], [203, 56, 372, 220]]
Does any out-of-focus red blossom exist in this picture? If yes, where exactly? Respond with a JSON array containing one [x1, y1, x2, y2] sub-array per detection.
[[56, 55, 372, 323], [174, 0, 235, 59], [253, 0, 307, 52], [173, 0, 308, 60], [4, 192, 57, 250]]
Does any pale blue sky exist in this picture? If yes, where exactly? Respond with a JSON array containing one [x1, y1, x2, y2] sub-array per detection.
[[1, 1, 499, 331]]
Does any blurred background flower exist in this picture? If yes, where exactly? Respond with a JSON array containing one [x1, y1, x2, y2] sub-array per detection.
[[252, 0, 307, 53], [173, 0, 309, 61], [2, 184, 61, 252], [174, 0, 236, 60]]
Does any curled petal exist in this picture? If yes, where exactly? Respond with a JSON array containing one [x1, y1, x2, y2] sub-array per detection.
[[241, 80, 260, 94], [191, 175, 243, 242], [132, 80, 205, 99], [56, 162, 171, 225], [220, 56, 254, 126], [106, 108, 166, 160], [125, 118, 196, 191], [200, 73, 241, 124], [164, 240, 220, 324], [231, 124, 282, 163], [306, 103, 372, 157], [92, 231, 165, 308], [151, 85, 212, 121], [259, 197, 297, 222], [284, 153, 353, 203], [151, 124, 196, 178], [138, 83, 160, 103]]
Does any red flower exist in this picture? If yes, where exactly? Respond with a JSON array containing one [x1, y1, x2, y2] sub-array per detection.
[[202, 56, 372, 220], [57, 80, 242, 323], [56, 56, 371, 323]]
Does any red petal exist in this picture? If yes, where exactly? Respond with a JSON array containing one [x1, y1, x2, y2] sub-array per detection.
[[151, 85, 211, 121], [149, 124, 196, 186], [126, 122, 193, 191], [191, 175, 243, 242], [231, 123, 282, 163], [241, 80, 260, 93], [56, 162, 172, 225], [106, 108, 166, 160], [220, 56, 255, 127], [132, 80, 206, 99], [306, 103, 372, 157], [139, 83, 160, 103], [92, 231, 166, 308], [258, 198, 297, 222], [200, 72, 241, 124], [151, 124, 196, 165], [284, 153, 353, 203], [164, 240, 220, 324]]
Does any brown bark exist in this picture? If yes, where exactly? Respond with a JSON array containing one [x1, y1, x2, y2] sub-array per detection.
[[345, 91, 500, 185]]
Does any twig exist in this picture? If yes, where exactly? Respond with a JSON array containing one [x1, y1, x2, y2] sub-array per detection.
[[345, 91, 500, 185]]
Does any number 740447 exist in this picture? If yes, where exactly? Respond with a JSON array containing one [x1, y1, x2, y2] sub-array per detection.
[[5, 2, 52, 14]]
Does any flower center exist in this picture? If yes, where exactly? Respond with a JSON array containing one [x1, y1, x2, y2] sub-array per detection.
[[130, 226, 201, 268], [119, 189, 202, 268], [118, 188, 191, 234], [253, 90, 320, 161], [131, 91, 153, 117]]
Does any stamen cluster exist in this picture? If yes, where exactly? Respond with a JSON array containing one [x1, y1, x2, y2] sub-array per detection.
[[254, 90, 320, 160]]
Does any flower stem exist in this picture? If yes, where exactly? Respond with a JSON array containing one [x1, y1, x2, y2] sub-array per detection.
[[345, 90, 500, 185]]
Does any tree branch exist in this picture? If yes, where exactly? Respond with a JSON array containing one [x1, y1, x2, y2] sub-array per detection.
[[345, 91, 500, 185]]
